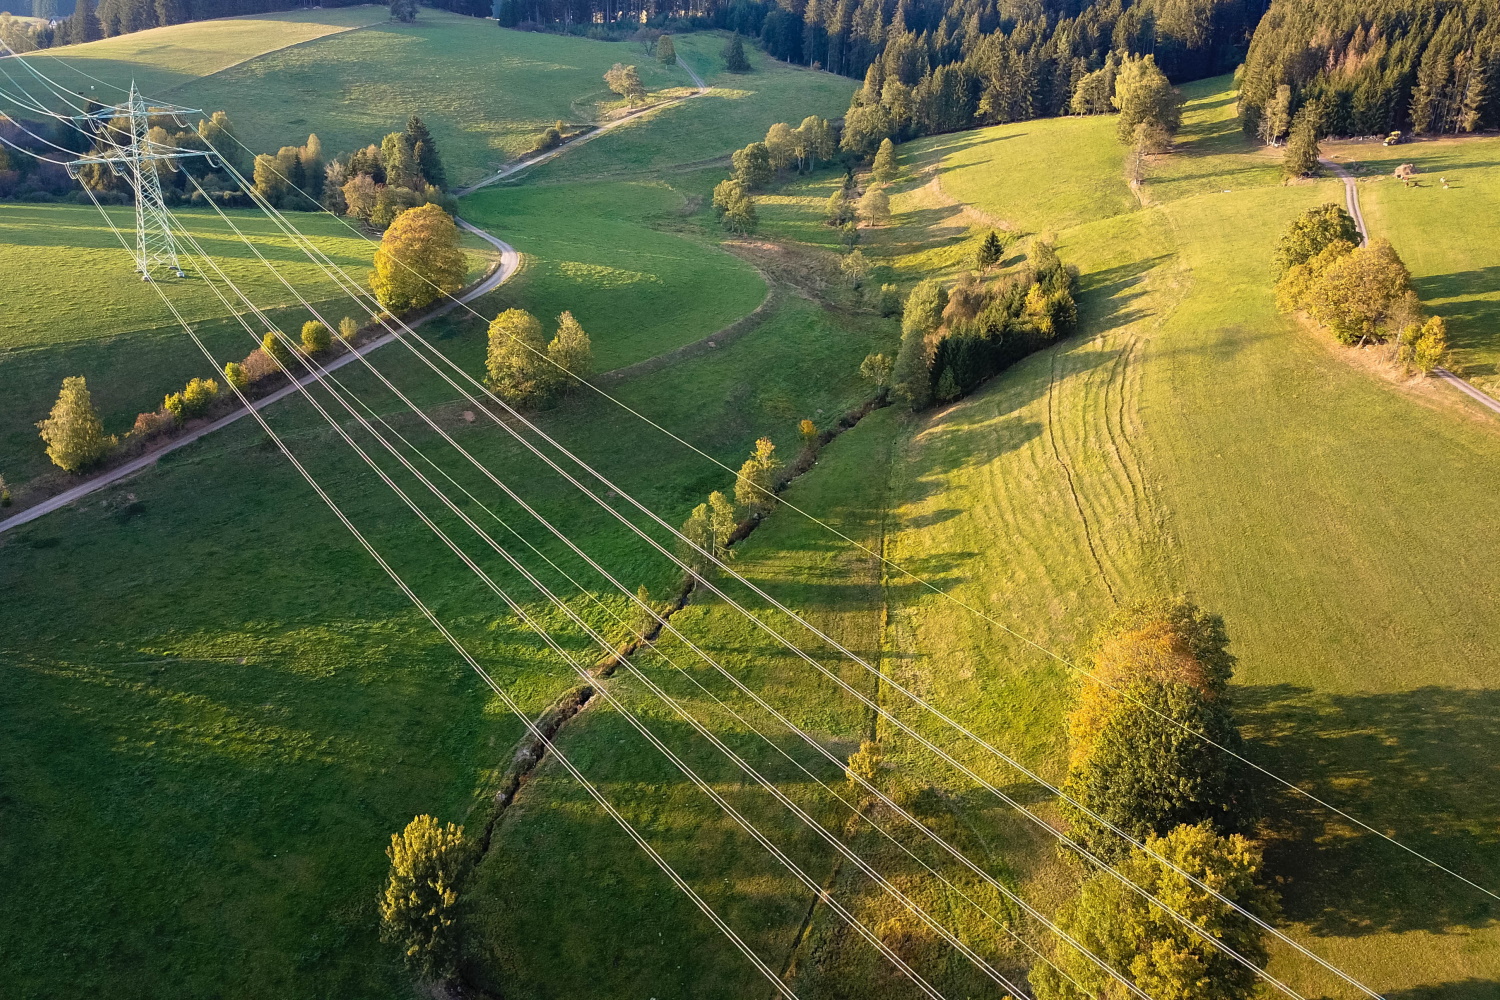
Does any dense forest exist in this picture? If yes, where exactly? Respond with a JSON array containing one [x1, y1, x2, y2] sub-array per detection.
[[1239, 0, 1500, 136]]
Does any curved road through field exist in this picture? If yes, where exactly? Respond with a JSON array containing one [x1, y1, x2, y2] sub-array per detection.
[[3, 58, 717, 535], [0, 225, 518, 536], [1320, 153, 1500, 418]]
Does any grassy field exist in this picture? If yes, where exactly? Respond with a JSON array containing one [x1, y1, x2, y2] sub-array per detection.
[[1327, 134, 1500, 394], [523, 31, 855, 183], [458, 174, 766, 372], [793, 76, 1500, 996], [15, 6, 387, 97], [22, 9, 694, 187], [0, 201, 498, 493]]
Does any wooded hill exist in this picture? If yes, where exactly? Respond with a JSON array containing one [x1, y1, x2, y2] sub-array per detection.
[[1239, 0, 1500, 137]]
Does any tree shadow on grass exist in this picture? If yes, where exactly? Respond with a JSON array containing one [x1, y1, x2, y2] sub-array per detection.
[[1238, 683, 1500, 937], [1388, 980, 1500, 1000], [1415, 266, 1500, 377]]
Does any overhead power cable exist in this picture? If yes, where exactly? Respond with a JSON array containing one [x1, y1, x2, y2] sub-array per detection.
[[76, 181, 801, 1000]]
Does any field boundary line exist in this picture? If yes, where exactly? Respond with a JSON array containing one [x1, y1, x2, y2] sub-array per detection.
[[0, 223, 517, 536]]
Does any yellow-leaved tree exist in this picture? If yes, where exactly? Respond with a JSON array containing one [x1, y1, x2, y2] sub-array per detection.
[[378, 814, 469, 982], [371, 203, 467, 314]]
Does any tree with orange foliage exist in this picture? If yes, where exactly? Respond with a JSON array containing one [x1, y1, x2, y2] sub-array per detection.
[[1060, 599, 1256, 860]]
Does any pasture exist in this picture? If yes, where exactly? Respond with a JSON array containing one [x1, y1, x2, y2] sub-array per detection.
[[1332, 135, 1500, 394]]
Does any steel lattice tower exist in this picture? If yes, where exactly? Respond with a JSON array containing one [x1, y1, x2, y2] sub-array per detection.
[[65, 83, 214, 281]]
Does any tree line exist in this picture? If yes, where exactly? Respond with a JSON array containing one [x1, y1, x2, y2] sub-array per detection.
[[1239, 0, 1500, 139], [4, 0, 367, 48]]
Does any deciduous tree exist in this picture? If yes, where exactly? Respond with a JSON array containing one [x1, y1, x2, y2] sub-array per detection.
[[1031, 823, 1278, 1000], [1113, 55, 1178, 145], [858, 185, 890, 224], [734, 437, 780, 515], [547, 310, 593, 381], [486, 308, 555, 406], [604, 63, 646, 105], [38, 376, 110, 472], [708, 490, 738, 556], [655, 34, 675, 64], [1399, 315, 1449, 374], [378, 815, 469, 981], [371, 203, 467, 313], [1273, 203, 1361, 276], [731, 142, 773, 189], [1283, 102, 1322, 177]]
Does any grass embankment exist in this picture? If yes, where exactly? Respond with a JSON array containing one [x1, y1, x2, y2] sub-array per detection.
[[458, 176, 765, 371], [25, 10, 694, 187], [1326, 135, 1500, 394]]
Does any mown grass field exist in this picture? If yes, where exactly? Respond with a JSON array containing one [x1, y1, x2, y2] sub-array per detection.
[[1329, 134, 1500, 394], [9, 17, 1500, 999]]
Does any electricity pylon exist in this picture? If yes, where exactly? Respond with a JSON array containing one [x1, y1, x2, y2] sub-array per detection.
[[65, 83, 216, 280]]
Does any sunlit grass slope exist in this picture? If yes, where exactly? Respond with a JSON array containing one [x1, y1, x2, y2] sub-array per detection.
[[525, 32, 855, 182], [21, 10, 692, 187], [0, 202, 392, 488], [176, 12, 692, 186], [16, 6, 385, 96], [459, 174, 765, 371], [776, 74, 1500, 996], [0, 256, 890, 997], [1332, 134, 1500, 393]]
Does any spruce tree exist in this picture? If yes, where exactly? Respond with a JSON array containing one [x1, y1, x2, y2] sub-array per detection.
[[404, 115, 446, 189], [977, 229, 1004, 268], [871, 137, 898, 181], [722, 32, 750, 73], [1283, 103, 1322, 178], [37, 376, 110, 472]]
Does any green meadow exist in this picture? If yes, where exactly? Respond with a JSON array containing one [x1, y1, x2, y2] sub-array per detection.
[[6, 12, 1500, 999], [1332, 135, 1500, 394], [24, 9, 695, 186]]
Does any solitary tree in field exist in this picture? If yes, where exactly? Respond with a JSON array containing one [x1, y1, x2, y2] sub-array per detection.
[[722, 33, 750, 73], [655, 34, 675, 64], [339, 316, 361, 341], [734, 437, 781, 516], [378, 815, 469, 981], [371, 203, 467, 313], [486, 308, 556, 406], [604, 63, 647, 106], [1031, 823, 1278, 1000], [38, 376, 110, 472], [858, 185, 890, 224], [872, 137, 898, 181], [389, 0, 416, 22], [547, 311, 593, 382], [300, 320, 332, 355], [977, 230, 1004, 268]]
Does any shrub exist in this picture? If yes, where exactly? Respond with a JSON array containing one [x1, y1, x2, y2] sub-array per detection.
[[301, 320, 332, 354], [223, 361, 249, 391], [875, 283, 901, 316], [0, 475, 10, 507], [1399, 315, 1449, 374], [845, 740, 882, 792], [339, 316, 360, 341], [261, 330, 291, 366]]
